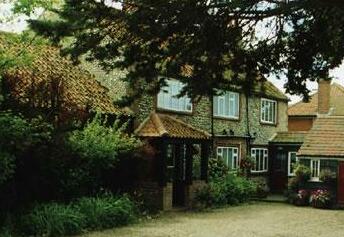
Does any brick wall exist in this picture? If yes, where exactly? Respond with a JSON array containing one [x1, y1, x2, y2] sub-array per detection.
[[288, 116, 315, 131], [318, 79, 331, 114]]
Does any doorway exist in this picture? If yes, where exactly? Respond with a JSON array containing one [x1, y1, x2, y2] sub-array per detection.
[[338, 162, 344, 204]]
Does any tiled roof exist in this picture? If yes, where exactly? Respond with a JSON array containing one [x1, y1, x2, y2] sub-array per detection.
[[1, 34, 126, 115], [270, 131, 307, 144], [135, 112, 211, 140], [253, 80, 289, 101], [298, 116, 344, 157], [288, 83, 344, 116]]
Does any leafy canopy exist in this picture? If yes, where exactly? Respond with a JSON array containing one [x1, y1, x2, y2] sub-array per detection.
[[28, 0, 344, 101]]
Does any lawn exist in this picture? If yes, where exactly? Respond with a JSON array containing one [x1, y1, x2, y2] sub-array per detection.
[[80, 202, 344, 237]]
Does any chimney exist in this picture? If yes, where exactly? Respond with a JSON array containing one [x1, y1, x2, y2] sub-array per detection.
[[318, 79, 331, 114]]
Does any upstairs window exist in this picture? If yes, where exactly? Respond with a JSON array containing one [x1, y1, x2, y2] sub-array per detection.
[[261, 98, 277, 124], [213, 91, 239, 119], [157, 79, 192, 112], [251, 148, 268, 173], [217, 146, 239, 170]]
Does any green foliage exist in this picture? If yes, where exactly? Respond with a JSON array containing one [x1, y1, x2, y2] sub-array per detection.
[[18, 194, 138, 237], [68, 115, 141, 170], [74, 194, 137, 230], [30, 0, 344, 101], [208, 157, 229, 181], [0, 152, 15, 185], [20, 203, 86, 237], [194, 174, 256, 208], [294, 164, 311, 183], [0, 112, 52, 185]]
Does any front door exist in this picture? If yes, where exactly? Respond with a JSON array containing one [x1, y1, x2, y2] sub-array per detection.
[[271, 150, 287, 193], [338, 162, 344, 204]]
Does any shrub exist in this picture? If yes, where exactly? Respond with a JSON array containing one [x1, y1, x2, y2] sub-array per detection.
[[74, 194, 137, 230], [319, 169, 336, 183], [239, 155, 255, 176], [310, 189, 332, 209], [194, 174, 256, 208], [68, 115, 141, 170], [208, 157, 229, 181], [294, 164, 311, 183], [20, 203, 85, 237]]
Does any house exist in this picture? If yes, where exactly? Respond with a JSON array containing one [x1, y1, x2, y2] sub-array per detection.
[[1, 33, 290, 210], [129, 77, 288, 210], [270, 80, 344, 204]]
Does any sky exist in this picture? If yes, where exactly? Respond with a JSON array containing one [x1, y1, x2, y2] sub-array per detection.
[[1, 2, 344, 105]]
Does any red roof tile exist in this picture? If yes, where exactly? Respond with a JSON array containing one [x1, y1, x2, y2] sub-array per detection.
[[288, 83, 344, 116], [135, 113, 211, 140], [298, 116, 344, 157]]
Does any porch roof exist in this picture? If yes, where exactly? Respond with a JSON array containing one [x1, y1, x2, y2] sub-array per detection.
[[298, 116, 344, 157], [135, 112, 211, 140], [270, 131, 307, 144]]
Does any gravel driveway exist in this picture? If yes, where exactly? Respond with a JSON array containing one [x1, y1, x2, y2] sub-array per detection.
[[81, 202, 344, 237]]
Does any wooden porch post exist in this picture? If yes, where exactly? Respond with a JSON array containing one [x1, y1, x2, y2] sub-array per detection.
[[158, 139, 168, 186], [201, 141, 210, 182], [185, 142, 193, 185]]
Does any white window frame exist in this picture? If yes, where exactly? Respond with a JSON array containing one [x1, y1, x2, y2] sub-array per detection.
[[251, 148, 268, 173], [217, 146, 240, 170], [288, 152, 298, 176], [310, 159, 321, 182], [261, 98, 277, 124], [213, 91, 239, 119], [157, 79, 193, 112]]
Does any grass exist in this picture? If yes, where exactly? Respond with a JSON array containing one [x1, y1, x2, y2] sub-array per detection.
[[79, 202, 344, 237]]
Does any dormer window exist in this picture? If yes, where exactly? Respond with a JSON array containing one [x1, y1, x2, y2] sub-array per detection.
[[261, 98, 277, 124], [157, 79, 192, 112]]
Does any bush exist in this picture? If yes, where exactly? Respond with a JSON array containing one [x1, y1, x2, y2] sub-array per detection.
[[195, 174, 256, 208], [74, 194, 137, 230], [294, 164, 311, 183], [208, 157, 229, 181], [310, 189, 332, 209], [20, 203, 85, 237], [68, 115, 141, 170]]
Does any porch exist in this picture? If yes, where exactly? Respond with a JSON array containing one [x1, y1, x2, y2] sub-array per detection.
[[135, 112, 211, 210]]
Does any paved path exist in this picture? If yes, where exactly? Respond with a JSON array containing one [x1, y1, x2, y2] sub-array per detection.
[[82, 202, 344, 237]]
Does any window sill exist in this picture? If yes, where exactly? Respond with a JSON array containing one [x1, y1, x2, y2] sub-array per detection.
[[156, 107, 193, 115], [309, 178, 322, 183], [214, 115, 240, 121], [260, 121, 277, 127], [251, 170, 268, 174]]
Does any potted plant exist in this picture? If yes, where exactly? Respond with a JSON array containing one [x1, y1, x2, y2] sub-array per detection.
[[294, 189, 309, 206], [310, 189, 332, 209]]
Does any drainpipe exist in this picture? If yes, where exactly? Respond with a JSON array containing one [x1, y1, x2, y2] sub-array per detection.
[[210, 94, 215, 155]]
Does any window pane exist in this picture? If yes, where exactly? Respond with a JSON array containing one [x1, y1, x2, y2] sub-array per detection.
[[157, 79, 192, 112]]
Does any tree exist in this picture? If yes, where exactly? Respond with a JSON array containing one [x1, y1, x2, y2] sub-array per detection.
[[28, 0, 344, 102]]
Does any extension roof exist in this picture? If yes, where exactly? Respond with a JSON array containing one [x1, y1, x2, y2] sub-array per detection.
[[135, 112, 211, 140], [298, 116, 344, 157], [288, 83, 344, 116], [270, 131, 307, 144], [1, 33, 126, 115]]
